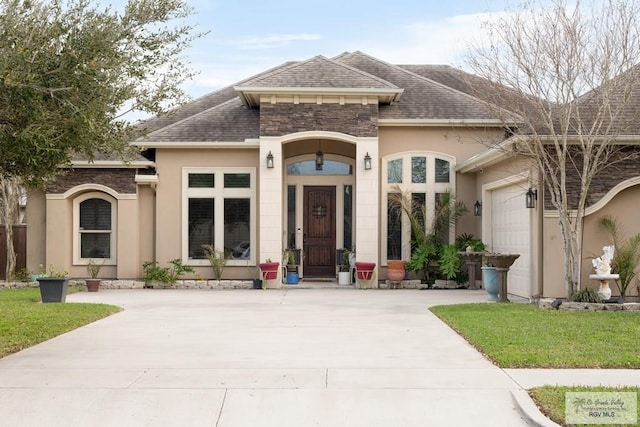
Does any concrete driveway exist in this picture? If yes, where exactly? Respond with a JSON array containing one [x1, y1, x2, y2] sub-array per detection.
[[0, 289, 529, 426]]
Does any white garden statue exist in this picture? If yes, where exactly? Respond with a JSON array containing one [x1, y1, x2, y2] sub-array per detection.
[[590, 245, 617, 301], [592, 245, 615, 276]]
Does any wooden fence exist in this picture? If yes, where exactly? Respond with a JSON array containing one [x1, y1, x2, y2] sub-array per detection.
[[0, 225, 27, 280]]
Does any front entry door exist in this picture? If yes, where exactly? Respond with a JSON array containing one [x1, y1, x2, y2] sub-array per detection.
[[303, 186, 336, 277]]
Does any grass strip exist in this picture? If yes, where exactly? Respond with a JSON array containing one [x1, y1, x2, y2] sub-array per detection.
[[0, 286, 121, 358], [430, 303, 640, 368], [530, 385, 639, 427]]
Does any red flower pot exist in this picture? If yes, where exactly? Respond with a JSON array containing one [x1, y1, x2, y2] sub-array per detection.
[[259, 262, 280, 280], [355, 262, 376, 280]]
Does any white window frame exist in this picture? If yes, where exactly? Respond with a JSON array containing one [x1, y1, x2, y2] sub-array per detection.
[[73, 192, 117, 265], [182, 167, 256, 266], [381, 151, 456, 265]]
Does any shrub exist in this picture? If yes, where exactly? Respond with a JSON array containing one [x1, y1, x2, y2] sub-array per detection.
[[202, 245, 226, 280], [142, 259, 195, 285], [569, 287, 602, 303]]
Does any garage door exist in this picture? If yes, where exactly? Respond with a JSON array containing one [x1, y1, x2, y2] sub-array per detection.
[[491, 184, 532, 299]]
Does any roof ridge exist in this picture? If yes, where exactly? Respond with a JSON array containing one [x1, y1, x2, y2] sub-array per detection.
[[237, 54, 399, 89]]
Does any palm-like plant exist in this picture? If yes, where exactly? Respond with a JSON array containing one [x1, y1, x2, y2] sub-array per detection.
[[388, 188, 468, 283], [599, 216, 640, 301]]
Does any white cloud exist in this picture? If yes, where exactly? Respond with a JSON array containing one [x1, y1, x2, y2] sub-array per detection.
[[359, 12, 506, 67], [218, 33, 322, 50]]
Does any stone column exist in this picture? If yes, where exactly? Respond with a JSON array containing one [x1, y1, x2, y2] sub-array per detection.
[[355, 137, 379, 271], [259, 139, 283, 266]]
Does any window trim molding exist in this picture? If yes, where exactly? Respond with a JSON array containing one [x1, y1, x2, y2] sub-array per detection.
[[73, 192, 117, 265], [381, 151, 456, 265], [182, 167, 256, 267]]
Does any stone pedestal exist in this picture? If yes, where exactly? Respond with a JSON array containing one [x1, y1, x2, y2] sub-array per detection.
[[589, 274, 618, 301]]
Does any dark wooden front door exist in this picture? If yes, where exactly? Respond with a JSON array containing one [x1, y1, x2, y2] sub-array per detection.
[[303, 186, 336, 277]]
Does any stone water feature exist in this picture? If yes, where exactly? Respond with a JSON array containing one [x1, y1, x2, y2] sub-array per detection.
[[483, 253, 520, 302]]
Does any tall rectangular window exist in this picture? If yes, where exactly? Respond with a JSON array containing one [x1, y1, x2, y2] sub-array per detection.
[[343, 185, 353, 249], [387, 193, 402, 260], [184, 168, 255, 265], [225, 198, 250, 259], [435, 158, 450, 183], [188, 198, 214, 259], [287, 185, 296, 248]]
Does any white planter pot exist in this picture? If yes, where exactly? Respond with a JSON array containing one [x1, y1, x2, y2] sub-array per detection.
[[338, 271, 352, 285]]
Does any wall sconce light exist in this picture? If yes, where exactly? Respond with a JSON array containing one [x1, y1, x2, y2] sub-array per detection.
[[473, 200, 482, 216], [315, 150, 324, 170], [526, 187, 537, 209], [364, 152, 372, 170], [266, 151, 274, 169]]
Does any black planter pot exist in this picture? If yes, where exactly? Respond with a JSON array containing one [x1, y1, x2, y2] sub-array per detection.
[[252, 279, 262, 289], [36, 277, 69, 303]]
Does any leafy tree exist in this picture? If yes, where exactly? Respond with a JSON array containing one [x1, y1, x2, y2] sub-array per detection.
[[0, 0, 203, 278], [466, 0, 640, 296]]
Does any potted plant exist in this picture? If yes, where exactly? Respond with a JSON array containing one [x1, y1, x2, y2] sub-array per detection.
[[202, 244, 226, 280], [258, 258, 280, 289], [85, 259, 103, 292], [245, 261, 262, 289], [338, 249, 352, 285], [283, 248, 299, 284], [36, 264, 69, 303]]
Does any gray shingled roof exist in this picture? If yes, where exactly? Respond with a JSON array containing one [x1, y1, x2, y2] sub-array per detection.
[[238, 55, 400, 90], [140, 97, 259, 143], [136, 51, 520, 145], [334, 51, 515, 121]]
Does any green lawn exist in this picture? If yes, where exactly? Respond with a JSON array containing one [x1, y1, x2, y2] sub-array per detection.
[[530, 386, 639, 427], [0, 286, 121, 358], [429, 303, 640, 368]]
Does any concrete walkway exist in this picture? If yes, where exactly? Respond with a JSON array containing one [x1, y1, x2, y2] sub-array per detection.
[[0, 289, 637, 426]]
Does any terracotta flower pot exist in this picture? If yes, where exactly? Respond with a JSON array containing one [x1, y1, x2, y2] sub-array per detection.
[[86, 279, 100, 292], [386, 260, 406, 281]]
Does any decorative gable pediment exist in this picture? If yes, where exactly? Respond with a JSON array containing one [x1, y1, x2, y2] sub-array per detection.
[[234, 55, 403, 107]]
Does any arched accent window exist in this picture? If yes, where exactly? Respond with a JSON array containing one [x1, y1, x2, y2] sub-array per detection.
[[73, 192, 117, 264], [382, 152, 455, 264], [287, 160, 352, 175]]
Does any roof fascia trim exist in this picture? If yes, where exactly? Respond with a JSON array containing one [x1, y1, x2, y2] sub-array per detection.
[[456, 137, 516, 173], [132, 141, 261, 149], [70, 160, 154, 168], [379, 119, 505, 127]]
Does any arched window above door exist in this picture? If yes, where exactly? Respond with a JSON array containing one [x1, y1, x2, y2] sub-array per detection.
[[287, 160, 352, 175]]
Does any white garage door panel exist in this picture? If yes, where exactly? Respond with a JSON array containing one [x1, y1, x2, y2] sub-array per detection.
[[491, 184, 532, 299]]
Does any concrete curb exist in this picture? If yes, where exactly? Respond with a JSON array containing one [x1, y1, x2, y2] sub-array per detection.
[[511, 390, 562, 427]]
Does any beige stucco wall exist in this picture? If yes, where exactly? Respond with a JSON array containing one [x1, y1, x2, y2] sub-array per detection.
[[582, 184, 640, 298], [137, 185, 156, 279], [154, 148, 259, 280], [25, 188, 47, 273], [39, 182, 152, 280], [44, 197, 72, 275]]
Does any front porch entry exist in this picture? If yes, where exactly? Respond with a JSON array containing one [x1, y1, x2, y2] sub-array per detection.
[[259, 132, 380, 282]]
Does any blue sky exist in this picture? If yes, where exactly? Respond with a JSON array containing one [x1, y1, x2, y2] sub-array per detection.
[[158, 0, 517, 99]]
